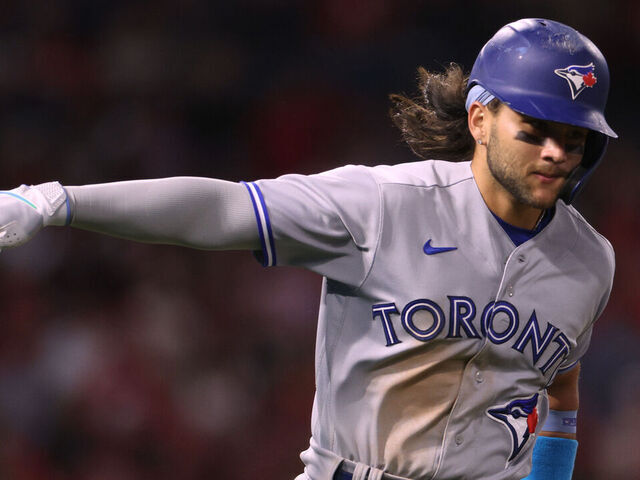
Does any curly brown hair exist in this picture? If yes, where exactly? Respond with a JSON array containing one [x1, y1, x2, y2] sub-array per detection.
[[389, 63, 499, 162]]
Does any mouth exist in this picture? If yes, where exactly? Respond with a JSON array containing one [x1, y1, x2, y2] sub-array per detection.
[[532, 170, 566, 184]]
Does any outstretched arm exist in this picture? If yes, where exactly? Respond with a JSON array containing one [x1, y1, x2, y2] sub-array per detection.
[[0, 177, 261, 251]]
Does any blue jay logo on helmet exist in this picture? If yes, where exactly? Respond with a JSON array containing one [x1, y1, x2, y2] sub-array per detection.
[[487, 393, 539, 463], [554, 63, 598, 100]]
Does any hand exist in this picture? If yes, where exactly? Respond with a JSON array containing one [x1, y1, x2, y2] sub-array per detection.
[[0, 182, 68, 250]]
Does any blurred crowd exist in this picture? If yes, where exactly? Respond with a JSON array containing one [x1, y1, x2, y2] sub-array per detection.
[[0, 1, 638, 479]]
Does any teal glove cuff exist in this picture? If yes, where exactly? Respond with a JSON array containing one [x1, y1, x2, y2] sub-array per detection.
[[522, 436, 578, 480]]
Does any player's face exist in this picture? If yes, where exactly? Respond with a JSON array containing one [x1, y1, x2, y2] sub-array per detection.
[[486, 106, 587, 209]]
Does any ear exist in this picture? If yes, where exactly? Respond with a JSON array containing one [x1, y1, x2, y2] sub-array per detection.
[[468, 102, 489, 145]]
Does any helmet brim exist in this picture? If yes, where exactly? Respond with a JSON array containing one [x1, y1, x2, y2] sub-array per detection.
[[493, 86, 618, 138]]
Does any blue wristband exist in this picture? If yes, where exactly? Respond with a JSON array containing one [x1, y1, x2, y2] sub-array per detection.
[[543, 409, 577, 434], [522, 436, 578, 480]]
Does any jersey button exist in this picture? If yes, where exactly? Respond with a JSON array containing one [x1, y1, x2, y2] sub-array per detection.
[[507, 285, 514, 297], [475, 371, 484, 383], [517, 254, 526, 263], [455, 434, 464, 445]]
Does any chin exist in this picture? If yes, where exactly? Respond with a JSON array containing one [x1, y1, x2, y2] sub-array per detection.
[[527, 194, 559, 209], [537, 199, 558, 209], [526, 184, 564, 208]]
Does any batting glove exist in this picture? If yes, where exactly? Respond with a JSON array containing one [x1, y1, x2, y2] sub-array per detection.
[[0, 182, 70, 250]]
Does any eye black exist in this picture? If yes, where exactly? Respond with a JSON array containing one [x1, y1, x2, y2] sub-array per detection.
[[515, 131, 544, 146], [566, 143, 585, 155]]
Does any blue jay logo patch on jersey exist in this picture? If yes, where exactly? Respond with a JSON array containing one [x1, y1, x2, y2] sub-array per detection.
[[487, 393, 539, 462], [554, 63, 597, 100]]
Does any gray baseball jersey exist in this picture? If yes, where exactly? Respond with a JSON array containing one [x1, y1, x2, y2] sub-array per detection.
[[243, 160, 614, 480]]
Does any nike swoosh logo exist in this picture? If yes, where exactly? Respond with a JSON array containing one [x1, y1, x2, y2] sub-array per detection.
[[423, 239, 457, 255]]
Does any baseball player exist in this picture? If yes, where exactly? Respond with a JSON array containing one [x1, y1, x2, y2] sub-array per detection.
[[0, 18, 616, 480]]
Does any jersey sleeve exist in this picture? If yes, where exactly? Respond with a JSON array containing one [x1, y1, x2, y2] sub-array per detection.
[[243, 165, 381, 287], [557, 241, 615, 372], [557, 326, 592, 373]]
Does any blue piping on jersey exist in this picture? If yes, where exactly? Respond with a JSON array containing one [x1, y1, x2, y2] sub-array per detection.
[[241, 181, 276, 267], [253, 183, 276, 266]]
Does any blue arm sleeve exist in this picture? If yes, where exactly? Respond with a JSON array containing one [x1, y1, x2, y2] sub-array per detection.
[[522, 436, 578, 480]]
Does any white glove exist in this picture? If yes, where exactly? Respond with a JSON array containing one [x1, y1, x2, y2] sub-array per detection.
[[0, 182, 69, 250]]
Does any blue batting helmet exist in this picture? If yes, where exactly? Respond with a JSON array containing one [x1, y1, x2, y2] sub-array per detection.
[[467, 18, 617, 204]]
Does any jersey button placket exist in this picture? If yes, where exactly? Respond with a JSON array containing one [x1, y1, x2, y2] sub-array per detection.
[[504, 249, 528, 297]]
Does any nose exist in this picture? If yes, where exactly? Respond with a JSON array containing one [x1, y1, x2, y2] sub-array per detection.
[[540, 137, 567, 163]]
